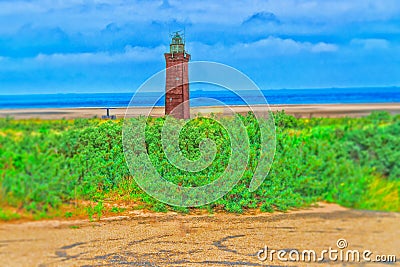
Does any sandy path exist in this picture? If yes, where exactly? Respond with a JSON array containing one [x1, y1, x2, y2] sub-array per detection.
[[0, 203, 398, 266], [0, 103, 400, 119]]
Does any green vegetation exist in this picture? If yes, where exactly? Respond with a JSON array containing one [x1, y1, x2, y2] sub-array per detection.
[[110, 206, 126, 213], [0, 112, 399, 220], [0, 208, 21, 221]]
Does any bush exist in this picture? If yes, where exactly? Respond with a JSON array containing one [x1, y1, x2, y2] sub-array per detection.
[[0, 112, 398, 217]]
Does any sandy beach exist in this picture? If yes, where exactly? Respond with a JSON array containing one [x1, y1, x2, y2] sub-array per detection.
[[0, 103, 399, 119]]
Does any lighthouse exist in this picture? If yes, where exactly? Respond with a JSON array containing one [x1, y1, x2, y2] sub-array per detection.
[[164, 32, 190, 119]]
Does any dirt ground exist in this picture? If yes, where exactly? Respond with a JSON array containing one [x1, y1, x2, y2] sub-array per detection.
[[0, 203, 398, 267]]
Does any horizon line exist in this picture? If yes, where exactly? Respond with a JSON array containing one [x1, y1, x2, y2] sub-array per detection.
[[1, 85, 399, 96]]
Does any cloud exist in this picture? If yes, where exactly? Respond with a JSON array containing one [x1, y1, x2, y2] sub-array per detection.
[[242, 11, 280, 25], [230, 37, 338, 57], [159, 0, 172, 9], [1, 0, 399, 32], [33, 45, 167, 65], [351, 38, 390, 50], [0, 0, 399, 93], [184, 36, 338, 68], [0, 44, 166, 73], [311, 42, 338, 52], [2, 0, 397, 58]]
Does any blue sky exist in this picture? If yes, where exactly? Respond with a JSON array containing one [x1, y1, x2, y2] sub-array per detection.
[[0, 0, 400, 94]]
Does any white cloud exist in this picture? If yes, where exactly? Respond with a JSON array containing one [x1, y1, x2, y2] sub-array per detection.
[[311, 42, 338, 53], [350, 38, 390, 50], [1, 0, 399, 33], [185, 37, 338, 64], [0, 0, 399, 93], [0, 45, 167, 72], [34, 45, 167, 65], [230, 37, 338, 57]]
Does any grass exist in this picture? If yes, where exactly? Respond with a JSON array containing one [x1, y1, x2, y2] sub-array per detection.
[[0, 208, 21, 221], [0, 111, 398, 221], [358, 176, 399, 211]]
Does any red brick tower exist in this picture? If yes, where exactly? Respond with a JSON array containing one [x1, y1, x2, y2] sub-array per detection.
[[164, 32, 190, 119]]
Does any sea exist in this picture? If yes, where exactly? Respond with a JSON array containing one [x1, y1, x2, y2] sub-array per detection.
[[0, 87, 399, 109]]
